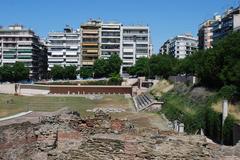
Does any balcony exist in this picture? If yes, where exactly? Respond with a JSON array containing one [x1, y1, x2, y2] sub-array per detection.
[[82, 60, 94, 66], [82, 35, 99, 38], [66, 59, 78, 62], [81, 42, 98, 46], [82, 53, 98, 57], [86, 49, 98, 53], [16, 59, 32, 62], [82, 30, 98, 34], [123, 54, 134, 58]]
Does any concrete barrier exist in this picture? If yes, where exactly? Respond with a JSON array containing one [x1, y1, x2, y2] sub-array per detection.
[[20, 84, 49, 90]]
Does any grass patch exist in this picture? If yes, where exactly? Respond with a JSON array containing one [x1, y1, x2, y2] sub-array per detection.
[[0, 94, 132, 118], [212, 101, 240, 121], [150, 80, 174, 97], [160, 90, 237, 145], [161, 92, 204, 134]]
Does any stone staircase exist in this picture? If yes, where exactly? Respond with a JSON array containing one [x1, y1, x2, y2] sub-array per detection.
[[133, 93, 162, 111]]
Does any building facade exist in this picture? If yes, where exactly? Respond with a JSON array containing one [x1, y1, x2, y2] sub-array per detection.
[[160, 34, 198, 59], [79, 20, 152, 72], [159, 39, 171, 54], [198, 7, 240, 50], [213, 7, 240, 41], [80, 20, 101, 66], [198, 17, 220, 50], [46, 20, 152, 73], [0, 25, 47, 79], [100, 22, 121, 59], [212, 7, 240, 41], [47, 26, 81, 71], [121, 26, 151, 73]]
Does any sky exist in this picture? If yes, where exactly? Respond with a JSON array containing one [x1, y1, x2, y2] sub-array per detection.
[[0, 0, 239, 52]]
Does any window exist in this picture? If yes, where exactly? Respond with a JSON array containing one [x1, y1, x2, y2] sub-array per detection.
[[123, 44, 133, 47], [136, 44, 148, 47]]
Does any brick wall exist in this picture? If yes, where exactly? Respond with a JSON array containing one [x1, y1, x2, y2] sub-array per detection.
[[49, 85, 133, 96], [0, 134, 37, 150]]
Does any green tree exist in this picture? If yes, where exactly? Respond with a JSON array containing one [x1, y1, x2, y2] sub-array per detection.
[[51, 65, 64, 80], [79, 67, 93, 79], [217, 32, 240, 88], [218, 85, 237, 101], [127, 66, 136, 76], [108, 73, 123, 85], [178, 32, 240, 90], [0, 65, 14, 82], [130, 57, 150, 77], [93, 58, 108, 78], [13, 62, 29, 82], [223, 115, 235, 145], [107, 54, 122, 76], [149, 54, 176, 79], [64, 65, 77, 80]]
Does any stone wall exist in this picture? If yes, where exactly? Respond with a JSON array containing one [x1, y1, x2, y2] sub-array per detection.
[[0, 110, 239, 160], [168, 75, 197, 85], [0, 122, 37, 150]]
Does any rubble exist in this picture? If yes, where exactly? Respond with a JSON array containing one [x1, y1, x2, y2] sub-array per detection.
[[0, 110, 239, 160], [86, 107, 126, 113]]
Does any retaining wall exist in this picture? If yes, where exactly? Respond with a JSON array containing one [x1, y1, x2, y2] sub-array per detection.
[[19, 84, 133, 96], [49, 85, 133, 96], [233, 123, 240, 145]]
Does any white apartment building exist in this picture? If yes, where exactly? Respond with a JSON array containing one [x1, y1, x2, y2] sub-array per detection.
[[121, 26, 151, 73], [0, 24, 48, 79], [47, 21, 152, 74], [100, 22, 121, 59], [160, 34, 198, 59], [159, 39, 171, 54], [47, 26, 81, 71], [212, 7, 240, 41]]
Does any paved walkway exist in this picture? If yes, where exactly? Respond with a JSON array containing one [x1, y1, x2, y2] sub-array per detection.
[[0, 108, 68, 127], [0, 111, 32, 121], [0, 111, 54, 127]]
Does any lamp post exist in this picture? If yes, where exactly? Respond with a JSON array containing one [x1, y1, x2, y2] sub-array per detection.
[[221, 99, 228, 149]]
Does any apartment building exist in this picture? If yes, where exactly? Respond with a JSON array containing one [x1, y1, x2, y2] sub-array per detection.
[[198, 16, 221, 50], [46, 20, 152, 74], [212, 7, 240, 41], [0, 24, 47, 79], [198, 7, 240, 49], [121, 26, 151, 73], [80, 20, 101, 66], [100, 22, 121, 59], [159, 39, 171, 54], [160, 34, 198, 59], [47, 26, 81, 71]]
